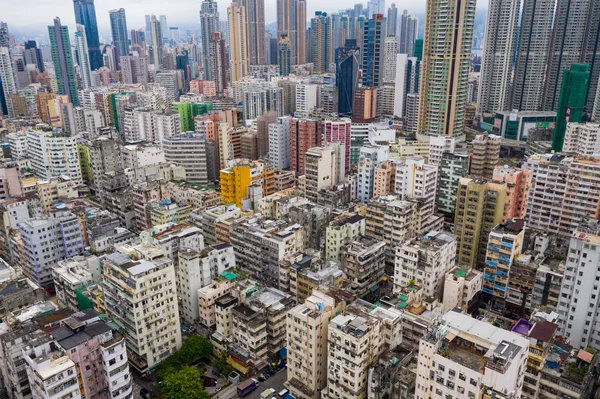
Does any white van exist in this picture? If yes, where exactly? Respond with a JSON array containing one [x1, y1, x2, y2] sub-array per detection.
[[278, 389, 289, 398]]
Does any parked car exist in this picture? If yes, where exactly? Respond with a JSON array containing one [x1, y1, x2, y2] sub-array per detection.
[[140, 388, 152, 399]]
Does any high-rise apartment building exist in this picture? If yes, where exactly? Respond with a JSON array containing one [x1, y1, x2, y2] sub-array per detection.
[[398, 10, 418, 55], [109, 8, 128, 62], [478, 0, 520, 114], [416, 311, 529, 399], [394, 231, 456, 299], [0, 47, 16, 116], [394, 157, 438, 210], [289, 118, 322, 174], [228, 2, 249, 82], [18, 211, 85, 288], [278, 34, 292, 76], [200, 0, 220, 80], [276, 0, 306, 65], [285, 291, 345, 399], [511, 0, 554, 111], [269, 116, 292, 169], [454, 177, 507, 268], [163, 133, 210, 184], [563, 122, 600, 156], [418, 0, 475, 136], [557, 226, 600, 351], [362, 14, 384, 88], [48, 18, 79, 105], [241, 0, 266, 65], [552, 64, 590, 152], [304, 144, 345, 203], [470, 134, 501, 179], [120, 55, 148, 84], [383, 36, 398, 83], [102, 246, 182, 374], [26, 130, 82, 182], [387, 3, 398, 36], [73, 0, 102, 70], [435, 153, 470, 219], [210, 32, 227, 94], [492, 165, 532, 221], [75, 25, 93, 89], [149, 15, 162, 66], [324, 118, 352, 171], [310, 12, 333, 73]]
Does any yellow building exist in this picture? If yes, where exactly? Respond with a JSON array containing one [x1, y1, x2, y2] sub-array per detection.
[[149, 202, 193, 227], [454, 177, 507, 268], [220, 164, 250, 208]]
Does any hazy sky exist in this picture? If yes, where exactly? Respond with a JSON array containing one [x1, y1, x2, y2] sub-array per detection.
[[3, 0, 478, 37]]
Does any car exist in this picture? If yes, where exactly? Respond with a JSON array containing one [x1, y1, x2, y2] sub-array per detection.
[[140, 388, 152, 399], [257, 374, 266, 382]]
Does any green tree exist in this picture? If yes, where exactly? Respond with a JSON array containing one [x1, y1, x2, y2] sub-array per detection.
[[160, 366, 209, 399], [179, 336, 213, 364], [213, 353, 233, 377]]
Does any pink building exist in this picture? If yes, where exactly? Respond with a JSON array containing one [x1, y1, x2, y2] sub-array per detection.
[[198, 279, 233, 328], [324, 118, 351, 172], [190, 80, 217, 97], [54, 309, 133, 399], [493, 165, 532, 221], [0, 164, 23, 199]]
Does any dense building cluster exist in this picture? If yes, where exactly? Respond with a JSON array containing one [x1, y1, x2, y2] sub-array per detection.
[[2, 0, 600, 398]]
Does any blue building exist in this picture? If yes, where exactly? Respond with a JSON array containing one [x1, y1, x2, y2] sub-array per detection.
[[109, 8, 129, 65], [361, 13, 384, 88], [336, 39, 359, 117], [73, 0, 102, 70]]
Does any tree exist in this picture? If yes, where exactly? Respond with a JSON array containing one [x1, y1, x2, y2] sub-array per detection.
[[213, 353, 233, 377], [179, 336, 213, 364], [160, 366, 209, 399]]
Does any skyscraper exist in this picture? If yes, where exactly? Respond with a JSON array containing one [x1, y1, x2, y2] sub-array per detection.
[[109, 9, 128, 63], [73, 0, 102, 70], [477, 0, 521, 114], [200, 0, 220, 80], [276, 0, 306, 65], [336, 39, 360, 117], [362, 14, 384, 88], [159, 15, 169, 45], [210, 32, 227, 94], [149, 15, 162, 66], [552, 64, 590, 152], [145, 15, 152, 45], [0, 22, 9, 48], [0, 48, 16, 116], [227, 2, 249, 82], [24, 40, 44, 73], [383, 36, 398, 83], [387, 3, 398, 37], [278, 34, 292, 76], [48, 18, 79, 105], [398, 10, 418, 56], [310, 12, 333, 73], [511, 0, 554, 111], [241, 0, 266, 65], [543, 0, 597, 112], [75, 25, 93, 89], [418, 0, 476, 136]]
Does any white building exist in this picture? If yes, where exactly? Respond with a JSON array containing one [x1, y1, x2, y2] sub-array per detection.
[[442, 267, 483, 313], [155, 71, 179, 103], [304, 144, 345, 203], [7, 133, 28, 159], [383, 36, 398, 83], [102, 246, 182, 374], [53, 256, 100, 311], [162, 133, 210, 184], [394, 231, 456, 299], [325, 213, 365, 261], [557, 227, 600, 350], [295, 84, 318, 115], [563, 122, 600, 157], [286, 291, 343, 399], [176, 243, 235, 324], [357, 145, 389, 202], [269, 116, 292, 170], [26, 130, 82, 183], [416, 311, 529, 399], [394, 157, 438, 209], [428, 136, 455, 166], [18, 211, 85, 289], [121, 144, 166, 169], [23, 340, 82, 399]]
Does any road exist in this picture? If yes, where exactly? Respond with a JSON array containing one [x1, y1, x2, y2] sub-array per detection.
[[242, 369, 287, 399]]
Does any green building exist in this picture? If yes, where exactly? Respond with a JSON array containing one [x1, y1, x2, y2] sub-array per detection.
[[48, 17, 79, 105], [553, 64, 590, 152], [413, 39, 423, 61], [171, 101, 215, 132]]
